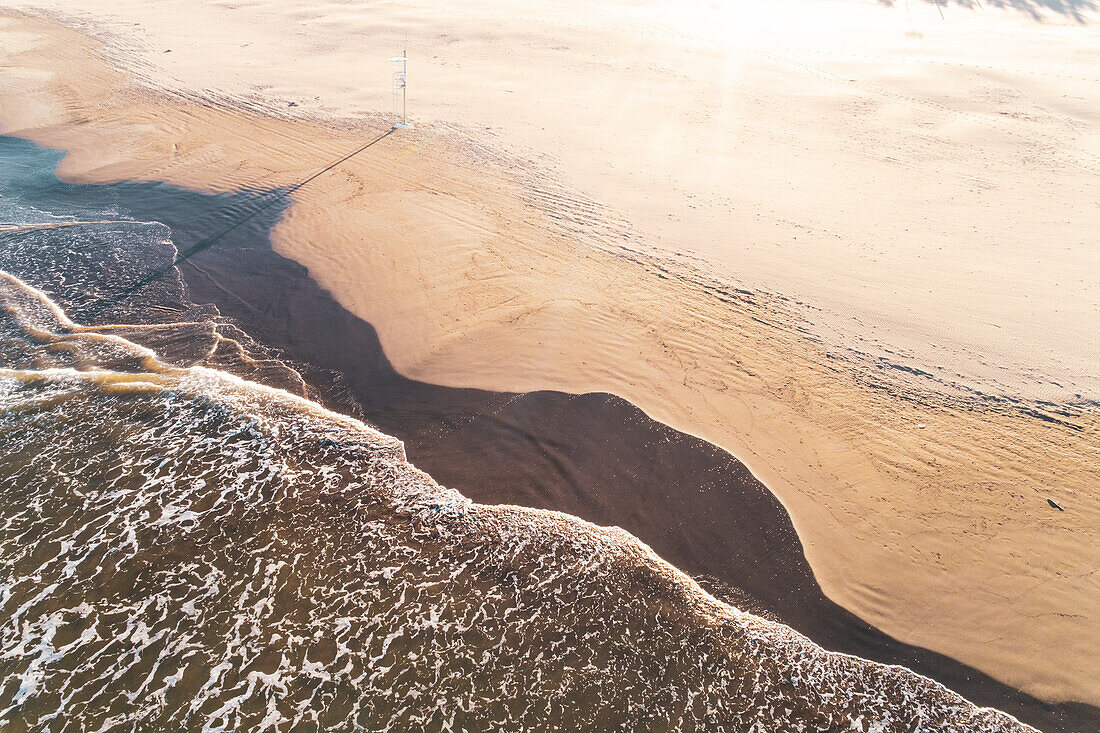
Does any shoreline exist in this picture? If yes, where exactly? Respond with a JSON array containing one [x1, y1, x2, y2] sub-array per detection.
[[0, 7, 1097, 708]]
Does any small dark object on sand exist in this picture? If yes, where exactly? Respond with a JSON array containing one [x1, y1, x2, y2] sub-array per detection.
[[1047, 498, 1064, 511]]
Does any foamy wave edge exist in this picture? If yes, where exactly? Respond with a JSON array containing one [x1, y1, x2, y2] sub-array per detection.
[[0, 269, 1035, 731]]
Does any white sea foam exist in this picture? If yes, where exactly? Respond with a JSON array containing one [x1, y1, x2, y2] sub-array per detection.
[[0, 268, 1036, 731]]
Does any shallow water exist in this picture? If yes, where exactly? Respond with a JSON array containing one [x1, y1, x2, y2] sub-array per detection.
[[0, 135, 1035, 731]]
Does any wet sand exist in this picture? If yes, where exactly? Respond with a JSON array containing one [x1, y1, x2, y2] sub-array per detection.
[[0, 4, 1097, 709], [161, 202, 1095, 733]]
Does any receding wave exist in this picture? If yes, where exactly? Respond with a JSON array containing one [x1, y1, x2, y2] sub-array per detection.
[[0, 262, 1036, 732]]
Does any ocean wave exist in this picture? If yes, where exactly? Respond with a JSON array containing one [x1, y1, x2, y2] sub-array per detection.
[[0, 267, 1036, 731]]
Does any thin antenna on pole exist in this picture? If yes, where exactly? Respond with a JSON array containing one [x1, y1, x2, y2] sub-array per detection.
[[390, 35, 412, 130]]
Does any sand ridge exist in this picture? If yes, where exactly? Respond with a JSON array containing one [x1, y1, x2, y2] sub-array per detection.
[[0, 3, 1097, 707]]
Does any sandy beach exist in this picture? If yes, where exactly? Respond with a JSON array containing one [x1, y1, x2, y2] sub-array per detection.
[[0, 0, 1097, 713]]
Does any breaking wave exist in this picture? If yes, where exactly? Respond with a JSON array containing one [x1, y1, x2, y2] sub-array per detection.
[[0, 134, 1033, 731], [0, 273, 1036, 732]]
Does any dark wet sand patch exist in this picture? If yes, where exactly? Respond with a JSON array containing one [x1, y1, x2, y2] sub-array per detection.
[[162, 210, 1097, 733]]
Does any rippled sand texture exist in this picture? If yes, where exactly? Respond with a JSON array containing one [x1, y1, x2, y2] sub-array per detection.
[[0, 270, 1036, 732], [0, 1, 1097, 706]]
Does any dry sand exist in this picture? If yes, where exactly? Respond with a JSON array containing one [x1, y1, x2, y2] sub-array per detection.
[[0, 0, 1097, 706]]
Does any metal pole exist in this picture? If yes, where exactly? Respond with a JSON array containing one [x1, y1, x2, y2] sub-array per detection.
[[389, 40, 412, 130]]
